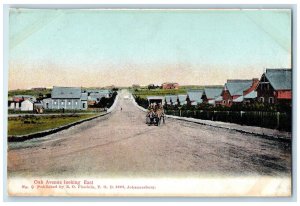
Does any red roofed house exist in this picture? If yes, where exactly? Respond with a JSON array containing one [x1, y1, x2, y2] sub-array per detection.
[[255, 69, 292, 104], [218, 79, 257, 107]]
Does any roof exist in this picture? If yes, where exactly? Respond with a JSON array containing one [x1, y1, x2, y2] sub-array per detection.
[[34, 102, 43, 105], [84, 89, 111, 94], [98, 90, 111, 94], [13, 95, 36, 102], [81, 93, 88, 101], [203, 87, 223, 99], [225, 80, 252, 96], [41, 98, 52, 103], [162, 82, 178, 85], [21, 99, 34, 104], [265, 69, 292, 90], [147, 96, 164, 100], [215, 96, 223, 101], [233, 95, 244, 102], [14, 95, 35, 98], [165, 95, 178, 103], [52, 87, 82, 99], [187, 90, 203, 102], [244, 90, 257, 99], [88, 93, 107, 101], [178, 94, 187, 102], [208, 99, 215, 104]]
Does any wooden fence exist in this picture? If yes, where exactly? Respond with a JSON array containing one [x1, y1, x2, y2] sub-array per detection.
[[165, 110, 291, 132]]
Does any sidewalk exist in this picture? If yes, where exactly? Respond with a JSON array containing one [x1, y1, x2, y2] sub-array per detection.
[[166, 115, 291, 141], [131, 95, 291, 141]]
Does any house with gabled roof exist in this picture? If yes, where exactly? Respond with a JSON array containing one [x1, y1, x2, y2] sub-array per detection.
[[165, 95, 178, 105], [201, 87, 223, 105], [243, 90, 258, 104], [255, 69, 292, 104], [242, 79, 259, 104], [218, 79, 257, 107], [13, 95, 36, 102], [187, 90, 203, 106], [42, 86, 88, 110], [177, 94, 187, 106], [20, 99, 34, 111]]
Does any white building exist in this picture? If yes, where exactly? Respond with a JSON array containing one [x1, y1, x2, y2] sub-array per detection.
[[20, 99, 34, 111]]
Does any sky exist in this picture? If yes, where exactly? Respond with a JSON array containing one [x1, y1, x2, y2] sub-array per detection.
[[8, 9, 292, 90]]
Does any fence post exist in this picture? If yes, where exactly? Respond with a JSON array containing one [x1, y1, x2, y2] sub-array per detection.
[[277, 112, 280, 129], [240, 111, 244, 125]]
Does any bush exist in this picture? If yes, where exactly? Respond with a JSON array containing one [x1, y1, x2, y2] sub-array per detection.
[[134, 95, 149, 109]]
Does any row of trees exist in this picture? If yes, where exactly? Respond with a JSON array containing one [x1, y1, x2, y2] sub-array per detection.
[[134, 95, 291, 113], [134, 95, 149, 109]]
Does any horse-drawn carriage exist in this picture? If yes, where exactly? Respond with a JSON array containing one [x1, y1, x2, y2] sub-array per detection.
[[146, 105, 165, 126]]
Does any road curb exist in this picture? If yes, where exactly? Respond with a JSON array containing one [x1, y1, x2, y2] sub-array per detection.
[[8, 113, 109, 142]]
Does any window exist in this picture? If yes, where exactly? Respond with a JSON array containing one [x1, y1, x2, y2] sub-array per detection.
[[269, 97, 274, 104], [54, 101, 57, 105], [46, 103, 49, 109], [75, 101, 78, 105], [61, 101, 64, 105], [68, 101, 71, 105], [223, 100, 226, 104], [259, 97, 264, 103]]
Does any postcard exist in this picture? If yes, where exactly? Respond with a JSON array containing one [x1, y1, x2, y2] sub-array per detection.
[[6, 8, 292, 197]]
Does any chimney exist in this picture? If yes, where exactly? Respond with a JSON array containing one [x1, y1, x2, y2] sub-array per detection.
[[252, 78, 259, 87]]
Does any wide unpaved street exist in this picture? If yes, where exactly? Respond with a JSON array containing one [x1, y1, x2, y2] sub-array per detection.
[[8, 90, 291, 178]]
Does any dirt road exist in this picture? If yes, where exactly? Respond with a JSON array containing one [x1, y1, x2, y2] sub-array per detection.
[[8, 90, 291, 178]]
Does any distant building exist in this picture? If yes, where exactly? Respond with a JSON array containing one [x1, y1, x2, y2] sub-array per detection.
[[243, 90, 258, 104], [177, 94, 187, 106], [42, 98, 52, 110], [187, 90, 203, 106], [8, 101, 21, 110], [219, 79, 258, 106], [161, 82, 179, 89], [21, 99, 34, 111], [165, 95, 178, 105], [9, 95, 36, 110], [13, 95, 36, 102], [43, 87, 88, 110], [256, 69, 292, 104], [32, 87, 47, 91], [84, 89, 111, 98], [132, 84, 140, 89], [242, 79, 260, 104], [202, 87, 223, 105]]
